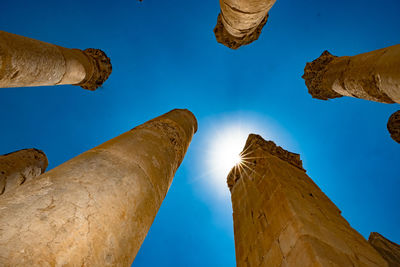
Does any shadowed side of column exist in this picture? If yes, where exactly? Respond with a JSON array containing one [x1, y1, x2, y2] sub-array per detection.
[[0, 30, 112, 90], [0, 109, 197, 266], [369, 232, 400, 267], [0, 148, 48, 196], [227, 134, 388, 266]]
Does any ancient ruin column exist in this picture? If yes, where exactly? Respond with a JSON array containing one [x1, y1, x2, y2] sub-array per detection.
[[0, 148, 48, 196], [387, 110, 400, 144], [227, 134, 388, 266], [302, 45, 400, 104], [368, 232, 400, 267], [0, 109, 197, 266], [214, 0, 276, 49], [0, 30, 112, 90]]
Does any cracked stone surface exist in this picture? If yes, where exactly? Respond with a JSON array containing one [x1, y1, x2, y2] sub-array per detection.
[[214, 0, 276, 49], [227, 134, 388, 266], [369, 232, 400, 267], [0, 148, 48, 196], [387, 110, 400, 144], [0, 109, 197, 266], [303, 44, 400, 104], [0, 30, 112, 90]]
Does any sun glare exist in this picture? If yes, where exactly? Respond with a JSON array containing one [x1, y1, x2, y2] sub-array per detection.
[[212, 129, 245, 175], [203, 123, 255, 199], [197, 113, 280, 199]]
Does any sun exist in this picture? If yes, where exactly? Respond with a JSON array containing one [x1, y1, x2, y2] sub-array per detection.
[[206, 124, 251, 191], [196, 113, 278, 199]]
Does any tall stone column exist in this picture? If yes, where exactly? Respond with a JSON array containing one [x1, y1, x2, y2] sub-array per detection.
[[227, 134, 388, 266], [214, 0, 276, 49], [0, 148, 48, 196], [0, 30, 112, 90], [302, 45, 400, 104], [0, 109, 197, 266]]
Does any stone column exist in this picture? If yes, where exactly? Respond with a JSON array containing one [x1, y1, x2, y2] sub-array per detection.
[[388, 110, 400, 144], [0, 109, 197, 266], [368, 232, 400, 267], [214, 0, 276, 49], [0, 148, 48, 196], [227, 134, 388, 266], [302, 45, 400, 104], [0, 30, 112, 90]]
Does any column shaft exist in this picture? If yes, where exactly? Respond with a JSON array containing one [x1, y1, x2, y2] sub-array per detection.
[[303, 45, 400, 104], [214, 0, 276, 49], [0, 109, 197, 266], [0, 31, 112, 90], [227, 134, 388, 266], [0, 148, 48, 196]]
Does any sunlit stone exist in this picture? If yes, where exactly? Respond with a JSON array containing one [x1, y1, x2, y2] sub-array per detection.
[[227, 134, 388, 266]]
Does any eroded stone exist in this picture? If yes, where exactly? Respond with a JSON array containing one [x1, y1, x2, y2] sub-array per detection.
[[228, 134, 388, 266], [0, 148, 48, 195], [0, 109, 197, 266], [302, 44, 400, 104], [0, 30, 112, 90]]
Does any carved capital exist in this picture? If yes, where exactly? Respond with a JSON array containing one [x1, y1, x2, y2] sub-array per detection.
[[79, 48, 112, 91], [302, 50, 343, 100], [227, 134, 304, 191], [214, 13, 269, 50], [387, 110, 400, 144]]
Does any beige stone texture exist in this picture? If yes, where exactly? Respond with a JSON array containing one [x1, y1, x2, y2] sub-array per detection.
[[0, 31, 112, 90], [369, 232, 400, 267], [214, 0, 276, 49], [302, 45, 400, 104], [0, 148, 48, 196], [0, 109, 197, 266], [227, 134, 388, 266], [387, 110, 400, 144]]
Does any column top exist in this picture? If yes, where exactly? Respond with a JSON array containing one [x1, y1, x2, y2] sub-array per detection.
[[387, 110, 400, 144], [79, 48, 112, 91], [227, 134, 304, 191], [302, 50, 343, 100], [214, 13, 269, 50]]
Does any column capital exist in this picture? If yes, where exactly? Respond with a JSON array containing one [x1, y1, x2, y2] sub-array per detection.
[[0, 148, 48, 195], [303, 50, 343, 100], [227, 134, 304, 191], [214, 13, 269, 50], [387, 110, 400, 144], [79, 48, 112, 91]]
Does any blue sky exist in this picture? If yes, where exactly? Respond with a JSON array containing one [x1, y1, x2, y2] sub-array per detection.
[[0, 0, 399, 265]]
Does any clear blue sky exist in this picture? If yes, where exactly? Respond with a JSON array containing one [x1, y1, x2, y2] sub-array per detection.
[[0, 0, 399, 266]]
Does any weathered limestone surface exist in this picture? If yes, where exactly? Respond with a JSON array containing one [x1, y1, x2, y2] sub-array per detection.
[[0, 31, 112, 90], [0, 109, 197, 266], [387, 110, 400, 144], [228, 134, 388, 266], [214, 0, 276, 49], [369, 232, 400, 267], [0, 148, 48, 196], [303, 45, 400, 104]]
